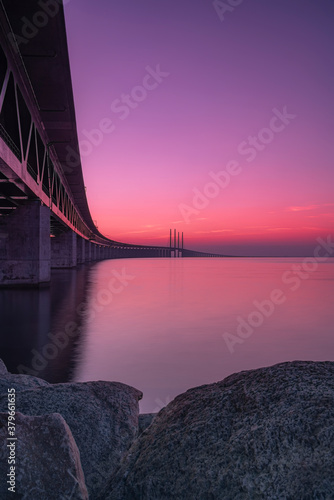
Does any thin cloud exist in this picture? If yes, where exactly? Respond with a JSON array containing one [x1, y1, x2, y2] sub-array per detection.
[[119, 226, 163, 235], [119, 230, 150, 235], [287, 205, 319, 212], [195, 229, 233, 234], [287, 203, 334, 212], [307, 213, 334, 218]]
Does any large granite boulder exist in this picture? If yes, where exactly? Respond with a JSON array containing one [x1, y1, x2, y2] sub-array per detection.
[[138, 413, 157, 434], [0, 412, 88, 499], [0, 372, 50, 394], [102, 361, 334, 499], [0, 358, 50, 394], [0, 367, 142, 499], [0, 359, 7, 376]]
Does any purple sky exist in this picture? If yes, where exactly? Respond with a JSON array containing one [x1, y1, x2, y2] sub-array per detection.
[[64, 0, 334, 255]]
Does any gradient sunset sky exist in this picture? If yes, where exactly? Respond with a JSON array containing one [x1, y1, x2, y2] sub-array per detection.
[[64, 0, 334, 256]]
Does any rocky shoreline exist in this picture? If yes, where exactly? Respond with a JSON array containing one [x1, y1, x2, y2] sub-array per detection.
[[1, 359, 334, 499]]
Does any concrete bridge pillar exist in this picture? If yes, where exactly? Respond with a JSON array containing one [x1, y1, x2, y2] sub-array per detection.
[[0, 201, 50, 287], [85, 241, 92, 261], [77, 237, 86, 264], [51, 230, 77, 268], [91, 243, 97, 261]]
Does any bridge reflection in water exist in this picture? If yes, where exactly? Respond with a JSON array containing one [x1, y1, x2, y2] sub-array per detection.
[[0, 265, 93, 382]]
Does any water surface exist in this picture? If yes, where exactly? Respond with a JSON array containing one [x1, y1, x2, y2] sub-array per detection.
[[1, 258, 333, 413]]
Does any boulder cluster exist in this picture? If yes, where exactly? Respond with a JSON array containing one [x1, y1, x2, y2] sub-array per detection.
[[1, 359, 334, 499]]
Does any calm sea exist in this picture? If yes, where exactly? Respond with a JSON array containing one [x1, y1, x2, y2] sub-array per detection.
[[1, 258, 333, 413]]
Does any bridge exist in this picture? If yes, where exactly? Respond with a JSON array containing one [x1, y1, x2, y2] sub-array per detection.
[[0, 0, 225, 287]]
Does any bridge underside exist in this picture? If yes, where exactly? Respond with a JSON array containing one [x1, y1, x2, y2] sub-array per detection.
[[0, 1, 226, 287]]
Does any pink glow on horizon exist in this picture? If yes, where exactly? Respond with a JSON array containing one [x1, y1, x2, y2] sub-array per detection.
[[64, 0, 334, 255]]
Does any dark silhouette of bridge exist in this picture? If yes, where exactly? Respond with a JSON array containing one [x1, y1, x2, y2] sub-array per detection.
[[0, 0, 225, 286]]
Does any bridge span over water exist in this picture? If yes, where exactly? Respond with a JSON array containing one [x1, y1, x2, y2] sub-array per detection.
[[0, 0, 225, 286]]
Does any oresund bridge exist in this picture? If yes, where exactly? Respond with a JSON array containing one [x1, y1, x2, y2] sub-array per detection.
[[0, 0, 224, 287]]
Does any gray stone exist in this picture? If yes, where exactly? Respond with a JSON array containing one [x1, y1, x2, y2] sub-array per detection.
[[103, 361, 334, 500], [0, 358, 49, 394], [0, 370, 49, 395], [0, 412, 88, 499], [138, 413, 157, 434], [0, 380, 142, 499], [0, 358, 7, 376]]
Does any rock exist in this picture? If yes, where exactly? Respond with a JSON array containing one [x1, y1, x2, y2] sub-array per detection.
[[102, 361, 334, 500], [0, 373, 50, 395], [0, 359, 7, 376], [0, 412, 88, 499], [0, 380, 142, 499], [0, 358, 50, 394], [138, 413, 157, 434]]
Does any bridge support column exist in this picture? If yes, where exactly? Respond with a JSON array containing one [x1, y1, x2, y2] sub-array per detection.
[[0, 201, 50, 287], [91, 243, 97, 261], [85, 241, 92, 261], [51, 230, 77, 268], [77, 237, 86, 264]]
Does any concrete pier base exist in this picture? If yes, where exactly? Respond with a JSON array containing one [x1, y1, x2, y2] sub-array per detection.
[[91, 243, 97, 261], [0, 202, 50, 287], [85, 241, 92, 262], [51, 230, 77, 268], [77, 237, 86, 264]]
